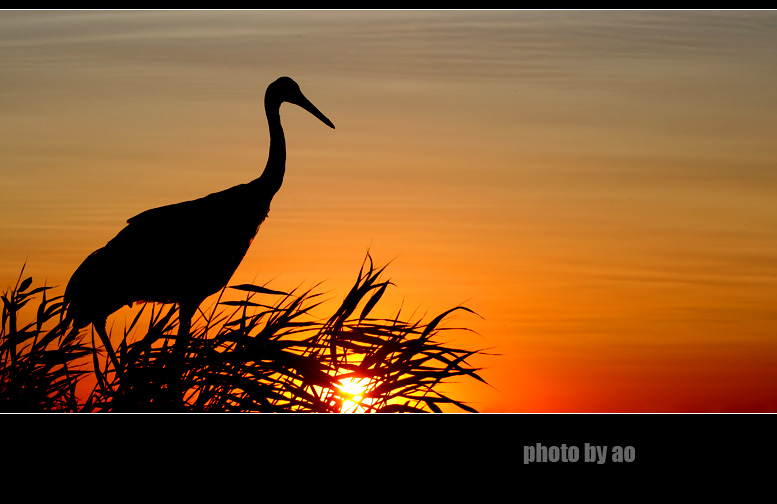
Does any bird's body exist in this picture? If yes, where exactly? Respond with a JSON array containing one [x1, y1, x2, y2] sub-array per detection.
[[64, 180, 269, 330], [63, 77, 334, 375]]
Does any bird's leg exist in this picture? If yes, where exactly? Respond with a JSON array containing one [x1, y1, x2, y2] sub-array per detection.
[[170, 302, 196, 408], [95, 320, 123, 378], [174, 304, 193, 360], [89, 319, 124, 400]]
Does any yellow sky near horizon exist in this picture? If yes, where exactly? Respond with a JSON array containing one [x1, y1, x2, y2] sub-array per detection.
[[2, 10, 777, 411]]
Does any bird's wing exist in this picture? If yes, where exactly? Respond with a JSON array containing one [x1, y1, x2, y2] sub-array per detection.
[[126, 183, 253, 226]]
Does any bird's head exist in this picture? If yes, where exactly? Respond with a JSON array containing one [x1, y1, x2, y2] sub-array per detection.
[[267, 76, 335, 129]]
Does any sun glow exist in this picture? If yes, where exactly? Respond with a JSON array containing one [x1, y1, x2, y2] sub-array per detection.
[[336, 377, 375, 413]]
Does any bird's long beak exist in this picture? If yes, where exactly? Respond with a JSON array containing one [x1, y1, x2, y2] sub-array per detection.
[[294, 94, 335, 129]]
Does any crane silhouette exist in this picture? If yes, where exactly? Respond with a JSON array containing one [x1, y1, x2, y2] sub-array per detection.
[[62, 76, 335, 388]]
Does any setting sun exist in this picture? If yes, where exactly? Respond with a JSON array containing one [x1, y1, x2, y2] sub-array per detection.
[[336, 377, 374, 413]]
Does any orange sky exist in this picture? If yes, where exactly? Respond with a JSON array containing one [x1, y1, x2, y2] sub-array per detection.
[[2, 10, 777, 412]]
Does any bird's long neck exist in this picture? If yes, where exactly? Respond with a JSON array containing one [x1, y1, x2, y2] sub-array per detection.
[[261, 100, 286, 195]]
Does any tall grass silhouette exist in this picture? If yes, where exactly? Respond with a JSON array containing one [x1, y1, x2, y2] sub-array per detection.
[[2, 255, 489, 412]]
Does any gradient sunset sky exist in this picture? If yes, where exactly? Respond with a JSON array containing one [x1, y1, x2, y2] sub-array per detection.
[[2, 10, 777, 412]]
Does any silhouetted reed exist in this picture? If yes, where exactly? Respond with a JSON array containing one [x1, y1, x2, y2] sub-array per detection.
[[1, 255, 488, 412], [0, 265, 89, 411]]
